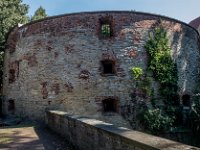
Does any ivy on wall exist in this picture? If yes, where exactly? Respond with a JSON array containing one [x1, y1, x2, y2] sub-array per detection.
[[137, 26, 179, 133], [128, 24, 200, 146], [145, 26, 178, 105]]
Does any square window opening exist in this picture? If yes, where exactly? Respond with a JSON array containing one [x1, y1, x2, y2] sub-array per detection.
[[101, 60, 115, 75], [102, 98, 117, 112]]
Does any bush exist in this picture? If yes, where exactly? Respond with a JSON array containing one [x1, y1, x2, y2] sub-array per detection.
[[145, 26, 178, 103], [143, 108, 174, 134]]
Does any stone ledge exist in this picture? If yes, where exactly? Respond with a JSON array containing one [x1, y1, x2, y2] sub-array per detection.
[[46, 110, 199, 150]]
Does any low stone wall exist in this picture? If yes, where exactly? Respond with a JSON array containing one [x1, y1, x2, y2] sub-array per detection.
[[46, 110, 199, 150]]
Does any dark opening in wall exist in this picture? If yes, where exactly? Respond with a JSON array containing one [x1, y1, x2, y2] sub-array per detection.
[[102, 98, 117, 112], [182, 94, 190, 106], [101, 60, 115, 75], [8, 99, 15, 114], [48, 101, 51, 105], [9, 69, 15, 83]]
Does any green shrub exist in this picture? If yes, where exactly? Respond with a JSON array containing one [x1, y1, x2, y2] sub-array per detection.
[[131, 67, 143, 80], [143, 108, 174, 134], [145, 26, 178, 102]]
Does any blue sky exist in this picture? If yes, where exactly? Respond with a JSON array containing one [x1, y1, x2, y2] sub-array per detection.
[[23, 0, 200, 23]]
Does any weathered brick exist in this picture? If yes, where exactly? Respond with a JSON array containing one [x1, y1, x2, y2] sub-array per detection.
[[51, 83, 60, 95], [23, 54, 38, 67], [3, 11, 200, 128], [41, 82, 48, 99]]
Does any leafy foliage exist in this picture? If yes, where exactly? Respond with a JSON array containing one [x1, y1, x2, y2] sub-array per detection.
[[131, 67, 143, 80], [0, 0, 29, 89], [0, 2, 48, 89], [139, 26, 179, 134], [143, 108, 174, 134], [145, 26, 178, 104], [137, 77, 152, 97], [30, 6, 47, 21], [101, 24, 111, 37]]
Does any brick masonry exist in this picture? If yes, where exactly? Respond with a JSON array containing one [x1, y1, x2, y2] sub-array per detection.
[[3, 11, 200, 127]]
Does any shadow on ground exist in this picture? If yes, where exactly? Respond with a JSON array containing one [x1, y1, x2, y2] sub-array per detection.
[[0, 122, 77, 150]]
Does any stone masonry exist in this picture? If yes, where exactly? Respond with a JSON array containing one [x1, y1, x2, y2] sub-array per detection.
[[3, 11, 200, 127], [46, 110, 200, 150]]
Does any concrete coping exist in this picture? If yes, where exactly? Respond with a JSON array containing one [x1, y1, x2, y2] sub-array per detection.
[[48, 110, 200, 150]]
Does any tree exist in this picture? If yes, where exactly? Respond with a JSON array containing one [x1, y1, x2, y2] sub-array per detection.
[[31, 6, 47, 21], [0, 0, 29, 88]]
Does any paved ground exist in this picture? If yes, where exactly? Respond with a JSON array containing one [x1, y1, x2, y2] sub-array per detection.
[[0, 124, 76, 150]]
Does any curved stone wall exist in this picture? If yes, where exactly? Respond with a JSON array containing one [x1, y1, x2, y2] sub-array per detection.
[[3, 11, 200, 126]]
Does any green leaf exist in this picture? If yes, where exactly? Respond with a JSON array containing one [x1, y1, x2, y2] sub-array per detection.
[[30, 6, 48, 22]]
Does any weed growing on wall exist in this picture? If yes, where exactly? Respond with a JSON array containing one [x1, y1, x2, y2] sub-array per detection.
[[131, 67, 143, 80]]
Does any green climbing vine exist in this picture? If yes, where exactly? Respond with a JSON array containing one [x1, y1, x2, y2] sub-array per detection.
[[145, 26, 178, 104], [129, 25, 180, 134], [130, 25, 199, 146], [131, 67, 152, 97], [141, 26, 179, 133]]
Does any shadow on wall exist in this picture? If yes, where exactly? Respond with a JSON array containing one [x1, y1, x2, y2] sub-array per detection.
[[33, 125, 77, 150], [171, 28, 194, 100], [0, 96, 3, 117]]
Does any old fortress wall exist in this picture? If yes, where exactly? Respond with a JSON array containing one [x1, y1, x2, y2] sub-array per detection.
[[3, 11, 200, 127]]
